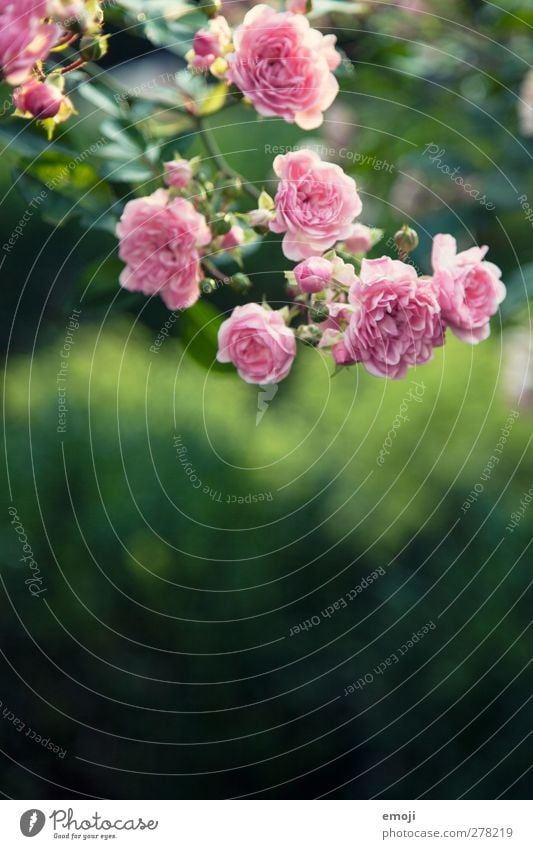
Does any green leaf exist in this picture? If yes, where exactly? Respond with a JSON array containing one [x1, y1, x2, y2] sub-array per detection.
[[197, 83, 228, 117], [12, 150, 114, 227], [100, 159, 155, 183], [179, 300, 232, 373], [78, 81, 124, 118], [101, 118, 145, 153]]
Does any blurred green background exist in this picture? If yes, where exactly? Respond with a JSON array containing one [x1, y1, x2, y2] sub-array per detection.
[[1, 0, 532, 799]]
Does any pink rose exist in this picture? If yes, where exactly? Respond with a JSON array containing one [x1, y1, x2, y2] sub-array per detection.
[[270, 149, 363, 261], [221, 225, 244, 250], [117, 189, 211, 311], [345, 256, 443, 379], [217, 303, 296, 384], [13, 78, 63, 118], [226, 4, 341, 130], [431, 234, 506, 344], [164, 159, 193, 189], [294, 256, 333, 293], [0, 1, 60, 85], [344, 223, 373, 254]]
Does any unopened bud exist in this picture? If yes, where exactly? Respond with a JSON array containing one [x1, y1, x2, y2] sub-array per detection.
[[200, 278, 217, 294], [79, 35, 109, 62], [394, 225, 419, 256], [230, 273, 251, 293], [309, 303, 330, 323], [198, 0, 222, 19], [249, 208, 272, 230], [13, 80, 63, 119], [296, 324, 322, 344], [211, 215, 232, 236]]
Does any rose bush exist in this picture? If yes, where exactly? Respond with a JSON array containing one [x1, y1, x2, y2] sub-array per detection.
[[0, 0, 507, 389]]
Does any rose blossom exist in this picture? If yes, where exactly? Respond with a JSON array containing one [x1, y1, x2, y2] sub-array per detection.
[[345, 256, 443, 379], [117, 189, 211, 311], [0, 0, 60, 86], [431, 234, 506, 344], [270, 149, 363, 261], [217, 303, 296, 384], [164, 159, 193, 189], [226, 4, 341, 130], [294, 256, 333, 293], [344, 223, 374, 254], [13, 78, 63, 119]]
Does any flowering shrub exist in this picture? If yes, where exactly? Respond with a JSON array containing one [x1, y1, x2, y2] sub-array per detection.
[[1, 0, 507, 387]]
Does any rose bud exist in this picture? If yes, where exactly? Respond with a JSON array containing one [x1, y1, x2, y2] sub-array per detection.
[[199, 0, 222, 18], [309, 303, 330, 323], [194, 29, 221, 58], [187, 16, 231, 72], [344, 223, 374, 254], [294, 256, 334, 293], [249, 208, 273, 228], [221, 225, 244, 250], [13, 80, 64, 119], [164, 159, 194, 190], [394, 225, 419, 256], [79, 34, 109, 62]]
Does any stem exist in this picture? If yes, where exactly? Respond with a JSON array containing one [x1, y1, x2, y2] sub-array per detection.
[[202, 259, 230, 285], [63, 47, 126, 96], [60, 58, 87, 75], [51, 33, 79, 52], [196, 118, 260, 201]]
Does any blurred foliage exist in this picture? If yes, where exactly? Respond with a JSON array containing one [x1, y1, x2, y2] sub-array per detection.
[[1, 0, 532, 799]]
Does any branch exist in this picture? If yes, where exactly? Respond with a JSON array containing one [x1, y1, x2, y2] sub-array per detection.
[[196, 118, 260, 201]]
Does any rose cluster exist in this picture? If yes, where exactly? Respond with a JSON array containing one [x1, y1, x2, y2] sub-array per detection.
[[116, 144, 505, 385], [0, 0, 106, 128], [187, 2, 342, 130], [112, 0, 505, 387]]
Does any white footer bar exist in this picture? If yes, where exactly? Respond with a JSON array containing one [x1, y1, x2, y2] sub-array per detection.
[[0, 800, 530, 847]]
